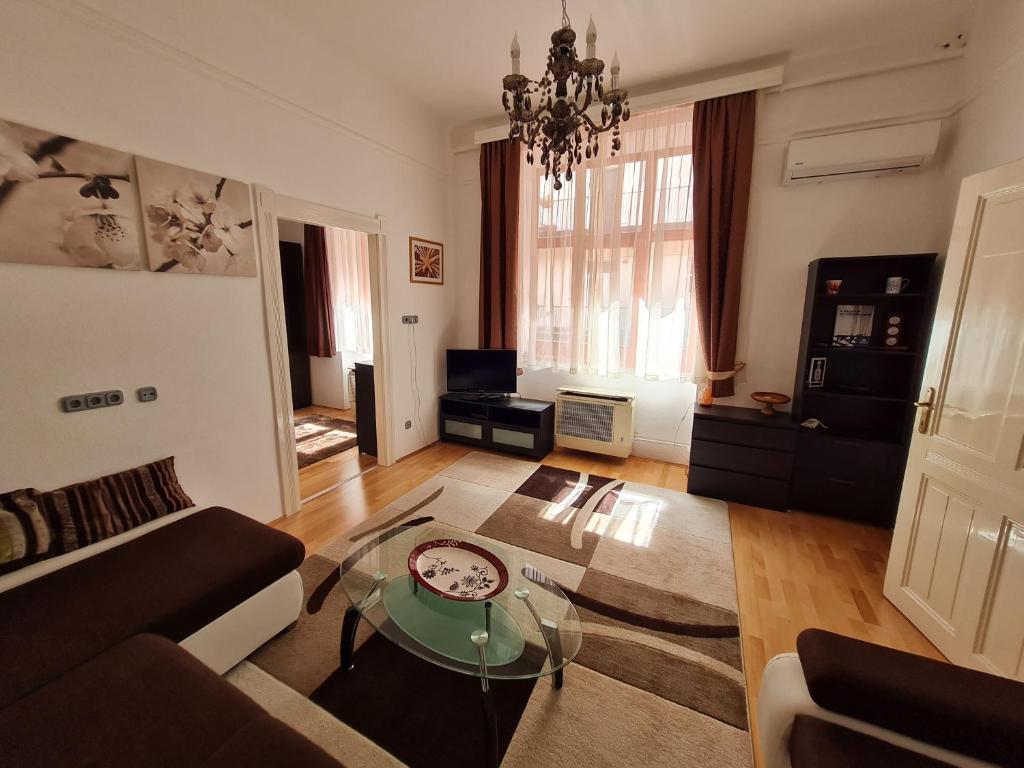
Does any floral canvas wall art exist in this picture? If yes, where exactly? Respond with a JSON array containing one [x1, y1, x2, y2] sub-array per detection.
[[0, 119, 143, 270], [135, 157, 256, 277], [409, 236, 443, 285]]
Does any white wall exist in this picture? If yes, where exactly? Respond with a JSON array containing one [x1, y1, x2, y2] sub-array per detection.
[[945, 0, 1024, 181], [723, 59, 961, 408], [0, 0, 456, 522], [451, 55, 962, 456]]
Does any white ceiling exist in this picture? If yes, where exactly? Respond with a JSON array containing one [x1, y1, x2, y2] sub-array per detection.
[[249, 0, 972, 126], [76, 0, 972, 132]]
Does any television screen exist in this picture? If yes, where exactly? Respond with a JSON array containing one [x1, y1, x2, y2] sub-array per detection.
[[447, 349, 517, 394]]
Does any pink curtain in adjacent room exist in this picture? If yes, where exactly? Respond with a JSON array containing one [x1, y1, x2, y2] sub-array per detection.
[[325, 227, 373, 354], [303, 224, 336, 357], [692, 91, 756, 397]]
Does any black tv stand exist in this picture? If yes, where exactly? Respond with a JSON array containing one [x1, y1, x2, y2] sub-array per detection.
[[439, 393, 554, 460]]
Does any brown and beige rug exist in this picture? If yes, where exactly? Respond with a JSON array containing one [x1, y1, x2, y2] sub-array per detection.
[[294, 415, 358, 469], [237, 451, 751, 767]]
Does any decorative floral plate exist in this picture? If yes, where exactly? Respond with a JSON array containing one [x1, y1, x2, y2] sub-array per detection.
[[407, 539, 509, 601]]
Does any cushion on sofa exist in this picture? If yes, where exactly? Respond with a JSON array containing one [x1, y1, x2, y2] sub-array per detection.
[[0, 634, 339, 768], [789, 716, 953, 768], [797, 628, 1024, 766], [35, 455, 194, 556], [0, 506, 304, 709], [0, 489, 49, 572]]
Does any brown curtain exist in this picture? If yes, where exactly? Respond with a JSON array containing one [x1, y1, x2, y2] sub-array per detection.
[[692, 91, 756, 397], [303, 223, 336, 357], [479, 139, 521, 349]]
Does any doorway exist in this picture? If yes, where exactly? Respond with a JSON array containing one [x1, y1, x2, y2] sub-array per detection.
[[276, 217, 377, 503], [253, 188, 394, 517]]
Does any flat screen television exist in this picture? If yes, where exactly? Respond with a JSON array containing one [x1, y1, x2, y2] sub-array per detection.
[[446, 349, 517, 395]]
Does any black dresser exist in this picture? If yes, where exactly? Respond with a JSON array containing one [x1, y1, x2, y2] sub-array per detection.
[[354, 362, 376, 456], [688, 405, 797, 511]]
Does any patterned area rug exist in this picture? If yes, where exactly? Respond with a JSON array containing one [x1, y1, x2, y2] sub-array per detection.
[[244, 452, 751, 767], [294, 415, 358, 469]]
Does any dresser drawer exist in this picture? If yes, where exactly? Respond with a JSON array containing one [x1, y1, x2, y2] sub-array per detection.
[[796, 432, 902, 482], [790, 469, 900, 526], [688, 465, 791, 511], [690, 439, 794, 480], [692, 417, 798, 452]]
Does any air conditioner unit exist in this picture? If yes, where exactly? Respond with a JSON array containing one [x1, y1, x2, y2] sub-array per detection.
[[554, 386, 636, 458], [783, 120, 941, 185]]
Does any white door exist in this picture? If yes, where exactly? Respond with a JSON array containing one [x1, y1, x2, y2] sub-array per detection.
[[884, 157, 1024, 679]]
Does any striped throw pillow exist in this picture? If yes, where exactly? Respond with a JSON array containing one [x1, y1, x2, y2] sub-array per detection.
[[36, 456, 194, 556], [0, 489, 51, 568]]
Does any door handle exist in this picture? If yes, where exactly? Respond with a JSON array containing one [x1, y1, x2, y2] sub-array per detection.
[[913, 387, 936, 434]]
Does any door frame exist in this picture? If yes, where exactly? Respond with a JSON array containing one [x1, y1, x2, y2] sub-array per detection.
[[253, 186, 395, 517]]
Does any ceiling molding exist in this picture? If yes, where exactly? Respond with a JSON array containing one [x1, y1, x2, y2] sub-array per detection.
[[755, 103, 966, 148], [776, 47, 965, 93], [471, 64, 784, 146], [29, 0, 451, 179]]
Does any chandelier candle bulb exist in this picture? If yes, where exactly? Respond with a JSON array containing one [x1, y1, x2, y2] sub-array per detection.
[[502, 0, 630, 191]]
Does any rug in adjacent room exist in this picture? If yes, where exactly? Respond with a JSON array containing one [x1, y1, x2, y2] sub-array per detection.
[[246, 451, 752, 767], [294, 414, 358, 469]]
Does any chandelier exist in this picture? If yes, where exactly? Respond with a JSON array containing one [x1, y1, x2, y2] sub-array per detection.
[[502, 0, 630, 190]]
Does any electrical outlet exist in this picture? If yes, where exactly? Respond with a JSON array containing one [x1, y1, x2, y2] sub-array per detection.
[[84, 392, 107, 409], [137, 386, 158, 403], [61, 395, 86, 412], [63, 389, 125, 412], [404, 420, 412, 429], [401, 315, 419, 325]]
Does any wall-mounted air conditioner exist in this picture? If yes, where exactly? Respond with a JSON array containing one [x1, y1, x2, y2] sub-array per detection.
[[783, 120, 941, 185], [554, 386, 636, 458]]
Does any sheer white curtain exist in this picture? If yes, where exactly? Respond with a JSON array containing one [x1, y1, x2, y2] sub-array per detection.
[[325, 226, 373, 355], [517, 104, 701, 381]]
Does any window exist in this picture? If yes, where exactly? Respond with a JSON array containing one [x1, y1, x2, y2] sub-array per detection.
[[518, 105, 699, 380]]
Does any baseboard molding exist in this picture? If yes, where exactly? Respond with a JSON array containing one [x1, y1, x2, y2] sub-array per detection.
[[631, 437, 690, 465]]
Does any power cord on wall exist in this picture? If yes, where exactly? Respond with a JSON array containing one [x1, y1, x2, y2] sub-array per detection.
[[408, 324, 429, 446], [672, 400, 696, 445]]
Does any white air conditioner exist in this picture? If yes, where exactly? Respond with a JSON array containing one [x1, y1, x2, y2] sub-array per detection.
[[554, 386, 636, 458], [783, 120, 941, 185]]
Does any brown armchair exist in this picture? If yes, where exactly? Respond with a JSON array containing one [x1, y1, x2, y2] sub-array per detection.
[[758, 629, 1024, 767]]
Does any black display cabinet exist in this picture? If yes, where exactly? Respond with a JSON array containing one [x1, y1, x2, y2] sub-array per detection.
[[790, 254, 938, 526]]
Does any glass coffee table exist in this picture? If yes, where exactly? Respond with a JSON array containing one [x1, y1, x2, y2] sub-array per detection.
[[338, 523, 582, 768]]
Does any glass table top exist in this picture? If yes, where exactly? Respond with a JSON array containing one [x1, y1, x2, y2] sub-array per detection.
[[338, 523, 582, 679]]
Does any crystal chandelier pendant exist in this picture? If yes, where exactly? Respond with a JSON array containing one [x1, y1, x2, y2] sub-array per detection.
[[502, 0, 630, 190]]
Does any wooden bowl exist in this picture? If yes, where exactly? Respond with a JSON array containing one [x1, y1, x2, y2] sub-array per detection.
[[751, 391, 791, 416]]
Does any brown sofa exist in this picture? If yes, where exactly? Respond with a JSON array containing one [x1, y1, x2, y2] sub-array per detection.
[[0, 506, 341, 767], [0, 634, 338, 768], [759, 628, 1024, 768]]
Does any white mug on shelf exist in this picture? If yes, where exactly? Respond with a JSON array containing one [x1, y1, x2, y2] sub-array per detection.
[[885, 276, 910, 294]]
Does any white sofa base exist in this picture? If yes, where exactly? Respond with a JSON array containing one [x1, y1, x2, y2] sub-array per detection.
[[180, 570, 304, 674], [758, 653, 996, 768]]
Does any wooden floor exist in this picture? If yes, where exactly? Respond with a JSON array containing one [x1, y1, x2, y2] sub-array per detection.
[[272, 441, 943, 766], [294, 405, 375, 501]]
